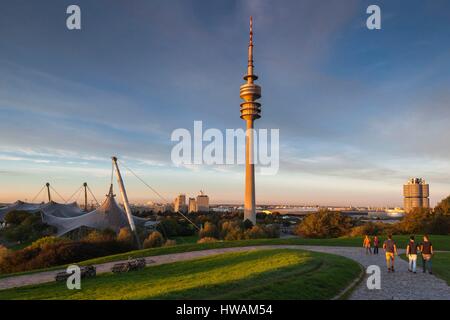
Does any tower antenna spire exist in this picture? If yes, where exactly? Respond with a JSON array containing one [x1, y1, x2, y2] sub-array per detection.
[[247, 16, 255, 83]]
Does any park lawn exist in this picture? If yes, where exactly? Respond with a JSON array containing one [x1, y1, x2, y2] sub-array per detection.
[[172, 235, 199, 244], [0, 249, 361, 300], [1, 234, 449, 279], [401, 252, 450, 286]]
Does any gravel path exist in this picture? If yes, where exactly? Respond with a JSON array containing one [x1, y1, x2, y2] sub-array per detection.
[[0, 245, 449, 300]]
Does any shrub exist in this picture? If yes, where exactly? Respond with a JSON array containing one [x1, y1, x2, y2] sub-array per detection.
[[349, 222, 389, 237], [0, 245, 9, 263], [164, 239, 177, 247], [84, 229, 116, 243], [28, 236, 70, 250], [244, 225, 268, 239], [199, 222, 219, 239], [117, 227, 133, 243], [221, 220, 244, 240], [197, 237, 218, 244], [295, 210, 353, 238], [143, 231, 164, 248], [0, 240, 134, 274]]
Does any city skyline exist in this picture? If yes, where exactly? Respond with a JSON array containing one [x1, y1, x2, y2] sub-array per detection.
[[1, 1, 450, 206]]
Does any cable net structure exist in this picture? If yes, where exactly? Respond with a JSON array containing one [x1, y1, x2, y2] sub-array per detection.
[[41, 184, 153, 237]]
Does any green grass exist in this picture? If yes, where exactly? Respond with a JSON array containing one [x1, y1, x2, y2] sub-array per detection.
[[172, 235, 199, 245], [0, 249, 361, 300], [401, 252, 450, 285], [2, 234, 449, 279]]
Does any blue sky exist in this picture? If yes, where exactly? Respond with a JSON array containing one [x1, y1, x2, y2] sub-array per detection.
[[1, 0, 450, 206]]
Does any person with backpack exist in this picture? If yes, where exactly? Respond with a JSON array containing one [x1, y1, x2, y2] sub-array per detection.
[[406, 235, 418, 273], [373, 235, 379, 255], [420, 234, 434, 274], [363, 235, 372, 255], [383, 234, 397, 272]]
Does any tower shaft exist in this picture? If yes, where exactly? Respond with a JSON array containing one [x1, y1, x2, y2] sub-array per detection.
[[240, 17, 261, 225], [244, 119, 256, 223]]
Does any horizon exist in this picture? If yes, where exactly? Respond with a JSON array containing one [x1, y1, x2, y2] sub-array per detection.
[[1, 0, 450, 207]]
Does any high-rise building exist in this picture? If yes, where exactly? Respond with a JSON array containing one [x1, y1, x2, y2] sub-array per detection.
[[196, 191, 209, 213], [403, 178, 430, 213], [240, 17, 261, 225], [174, 194, 187, 213], [188, 197, 197, 213]]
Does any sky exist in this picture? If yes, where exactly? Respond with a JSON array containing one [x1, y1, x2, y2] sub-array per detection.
[[1, 0, 450, 206]]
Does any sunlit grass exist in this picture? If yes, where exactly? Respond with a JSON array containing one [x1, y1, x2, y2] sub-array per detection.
[[0, 249, 360, 300]]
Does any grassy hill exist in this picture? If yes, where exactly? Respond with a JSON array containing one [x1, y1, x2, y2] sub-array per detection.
[[1, 234, 449, 279], [0, 249, 361, 300]]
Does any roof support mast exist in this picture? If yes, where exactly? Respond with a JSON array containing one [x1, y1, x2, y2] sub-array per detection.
[[111, 156, 141, 249], [46, 182, 51, 202], [83, 182, 88, 211]]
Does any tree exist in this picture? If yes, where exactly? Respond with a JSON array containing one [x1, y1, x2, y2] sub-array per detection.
[[244, 225, 267, 239], [435, 196, 450, 215], [143, 231, 164, 248], [398, 208, 432, 234], [295, 210, 352, 238], [199, 222, 219, 239]]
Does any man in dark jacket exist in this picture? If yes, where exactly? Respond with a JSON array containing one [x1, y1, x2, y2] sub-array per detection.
[[420, 235, 434, 274]]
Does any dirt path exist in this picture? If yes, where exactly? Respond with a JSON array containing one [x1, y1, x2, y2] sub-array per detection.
[[0, 245, 449, 300]]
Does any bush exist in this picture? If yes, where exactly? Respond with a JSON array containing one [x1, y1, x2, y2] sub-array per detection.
[[117, 228, 133, 243], [349, 222, 391, 237], [0, 245, 9, 263], [197, 237, 218, 244], [244, 225, 268, 239], [28, 236, 70, 250], [221, 221, 244, 241], [84, 229, 116, 243], [143, 231, 164, 248], [295, 210, 353, 238], [199, 222, 219, 239], [164, 239, 177, 247], [0, 239, 134, 274]]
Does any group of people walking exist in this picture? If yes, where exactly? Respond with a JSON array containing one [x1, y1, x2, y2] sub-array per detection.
[[363, 234, 434, 273]]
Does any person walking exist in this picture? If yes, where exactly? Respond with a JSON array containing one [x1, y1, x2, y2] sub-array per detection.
[[420, 234, 434, 274], [383, 234, 397, 272], [406, 235, 418, 273], [373, 235, 379, 255], [363, 235, 372, 255]]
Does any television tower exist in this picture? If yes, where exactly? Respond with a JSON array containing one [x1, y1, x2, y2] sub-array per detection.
[[240, 17, 261, 225]]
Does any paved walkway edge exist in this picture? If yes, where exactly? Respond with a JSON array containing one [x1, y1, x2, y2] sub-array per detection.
[[333, 263, 365, 300]]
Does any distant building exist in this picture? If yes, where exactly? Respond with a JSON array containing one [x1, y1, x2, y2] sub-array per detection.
[[196, 191, 209, 213], [188, 198, 197, 213], [403, 178, 430, 213], [174, 194, 187, 213]]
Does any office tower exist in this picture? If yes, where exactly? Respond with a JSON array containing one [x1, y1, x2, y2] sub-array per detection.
[[188, 197, 197, 213], [403, 178, 430, 213], [196, 191, 210, 213], [174, 194, 187, 213]]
